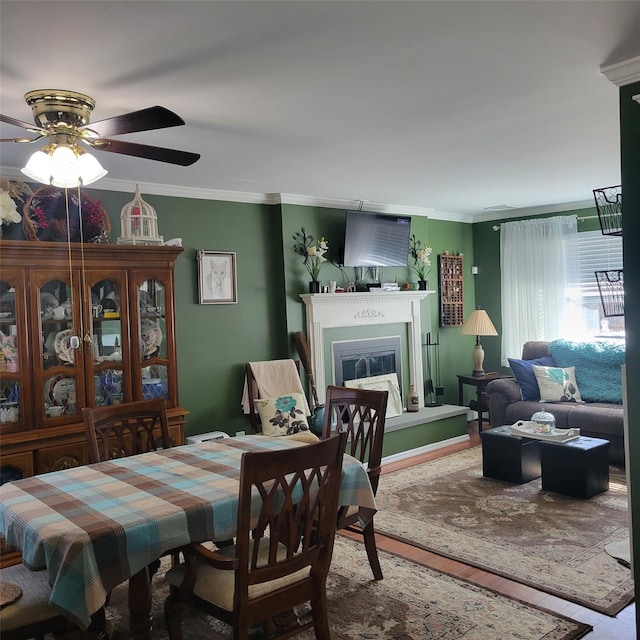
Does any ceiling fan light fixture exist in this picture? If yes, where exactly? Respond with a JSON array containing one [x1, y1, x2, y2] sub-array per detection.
[[50, 145, 80, 188], [21, 149, 53, 183], [77, 150, 108, 186], [21, 144, 107, 187]]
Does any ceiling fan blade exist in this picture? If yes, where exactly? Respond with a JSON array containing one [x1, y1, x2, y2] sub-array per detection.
[[1, 113, 45, 134], [81, 106, 185, 138], [90, 138, 200, 166], [0, 136, 43, 143]]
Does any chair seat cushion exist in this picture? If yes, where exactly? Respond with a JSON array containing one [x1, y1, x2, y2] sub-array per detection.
[[166, 540, 310, 611], [0, 565, 58, 631]]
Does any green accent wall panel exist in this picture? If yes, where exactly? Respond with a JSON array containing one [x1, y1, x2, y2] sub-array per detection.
[[382, 414, 469, 458]]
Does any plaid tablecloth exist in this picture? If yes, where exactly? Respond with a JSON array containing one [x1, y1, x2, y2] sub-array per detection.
[[0, 435, 375, 628]]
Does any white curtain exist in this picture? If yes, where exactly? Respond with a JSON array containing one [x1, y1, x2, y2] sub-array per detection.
[[500, 215, 578, 365]]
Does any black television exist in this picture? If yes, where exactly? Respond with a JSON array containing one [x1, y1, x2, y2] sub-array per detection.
[[342, 210, 411, 267]]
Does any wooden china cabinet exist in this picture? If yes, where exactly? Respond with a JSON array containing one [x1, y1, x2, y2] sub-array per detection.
[[0, 240, 188, 565]]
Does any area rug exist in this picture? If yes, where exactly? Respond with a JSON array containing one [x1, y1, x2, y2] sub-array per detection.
[[375, 446, 634, 616], [105, 536, 591, 640]]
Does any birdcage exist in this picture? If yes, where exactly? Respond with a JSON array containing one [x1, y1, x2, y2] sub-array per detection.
[[593, 185, 622, 236], [595, 269, 624, 317], [117, 184, 163, 245]]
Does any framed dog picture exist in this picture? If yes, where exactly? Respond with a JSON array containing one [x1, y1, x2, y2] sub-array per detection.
[[198, 250, 237, 304]]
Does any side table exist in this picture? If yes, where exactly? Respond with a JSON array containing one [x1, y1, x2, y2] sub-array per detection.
[[457, 372, 512, 431]]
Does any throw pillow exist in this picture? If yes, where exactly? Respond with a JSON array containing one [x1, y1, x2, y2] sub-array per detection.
[[508, 356, 556, 400], [532, 365, 583, 403], [254, 393, 311, 436]]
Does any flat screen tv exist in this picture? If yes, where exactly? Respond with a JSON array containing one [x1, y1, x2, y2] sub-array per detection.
[[342, 210, 411, 267]]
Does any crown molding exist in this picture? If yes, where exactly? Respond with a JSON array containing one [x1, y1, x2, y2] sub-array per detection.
[[0, 165, 467, 220], [0, 165, 591, 225], [273, 192, 467, 222], [471, 199, 594, 224], [601, 55, 640, 87], [93, 177, 276, 204]]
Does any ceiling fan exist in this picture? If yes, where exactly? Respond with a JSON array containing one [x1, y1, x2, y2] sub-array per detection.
[[0, 89, 200, 186]]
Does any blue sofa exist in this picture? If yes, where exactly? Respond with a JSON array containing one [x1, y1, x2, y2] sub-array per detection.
[[487, 340, 625, 466]]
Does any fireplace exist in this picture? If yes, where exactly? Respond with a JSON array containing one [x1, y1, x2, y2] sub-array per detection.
[[332, 336, 402, 389], [300, 290, 433, 406]]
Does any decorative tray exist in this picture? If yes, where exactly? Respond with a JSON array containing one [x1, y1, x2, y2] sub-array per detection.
[[510, 421, 580, 442]]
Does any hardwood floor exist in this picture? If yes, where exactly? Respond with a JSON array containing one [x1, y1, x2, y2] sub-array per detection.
[[357, 422, 637, 639]]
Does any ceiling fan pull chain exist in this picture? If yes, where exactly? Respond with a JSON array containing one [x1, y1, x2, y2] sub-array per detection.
[[76, 185, 91, 347]]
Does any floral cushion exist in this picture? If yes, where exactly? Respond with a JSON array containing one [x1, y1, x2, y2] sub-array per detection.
[[254, 393, 310, 436], [532, 365, 583, 403]]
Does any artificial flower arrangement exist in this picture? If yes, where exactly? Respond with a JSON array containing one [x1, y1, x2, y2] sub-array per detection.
[[23, 186, 110, 243], [0, 179, 29, 234], [293, 227, 329, 281], [408, 234, 433, 281]]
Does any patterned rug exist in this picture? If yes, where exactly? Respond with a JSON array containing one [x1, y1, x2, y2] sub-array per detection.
[[106, 536, 591, 639], [375, 446, 634, 616]]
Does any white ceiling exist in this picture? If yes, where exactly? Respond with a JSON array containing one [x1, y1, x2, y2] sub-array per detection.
[[1, 1, 639, 222]]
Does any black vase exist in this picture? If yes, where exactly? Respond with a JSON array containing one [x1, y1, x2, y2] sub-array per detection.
[[309, 281, 321, 293], [418, 280, 428, 290]]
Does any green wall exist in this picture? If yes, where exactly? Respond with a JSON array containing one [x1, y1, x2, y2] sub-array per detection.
[[3, 190, 475, 438], [382, 416, 469, 458]]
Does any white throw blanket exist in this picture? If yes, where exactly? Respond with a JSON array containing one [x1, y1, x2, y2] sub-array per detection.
[[241, 359, 311, 416]]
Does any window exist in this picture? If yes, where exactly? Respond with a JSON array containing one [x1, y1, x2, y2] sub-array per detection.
[[564, 230, 624, 339]]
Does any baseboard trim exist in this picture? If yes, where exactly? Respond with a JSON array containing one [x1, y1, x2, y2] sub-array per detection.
[[382, 433, 471, 466]]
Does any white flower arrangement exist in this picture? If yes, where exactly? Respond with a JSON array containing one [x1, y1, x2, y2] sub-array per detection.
[[0, 179, 30, 230], [409, 234, 433, 281], [293, 228, 329, 281], [0, 190, 21, 226]]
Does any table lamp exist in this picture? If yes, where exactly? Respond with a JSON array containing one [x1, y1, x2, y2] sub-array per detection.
[[460, 308, 498, 376]]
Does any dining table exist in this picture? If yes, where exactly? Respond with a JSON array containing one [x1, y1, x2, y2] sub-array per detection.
[[0, 434, 376, 640]]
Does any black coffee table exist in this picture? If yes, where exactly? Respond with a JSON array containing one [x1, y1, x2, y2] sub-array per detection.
[[480, 425, 541, 484], [538, 437, 610, 499]]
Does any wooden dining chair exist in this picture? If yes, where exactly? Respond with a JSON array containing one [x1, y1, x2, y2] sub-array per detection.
[[322, 385, 388, 580], [82, 398, 172, 463], [164, 432, 347, 640], [0, 563, 106, 640], [244, 360, 308, 433]]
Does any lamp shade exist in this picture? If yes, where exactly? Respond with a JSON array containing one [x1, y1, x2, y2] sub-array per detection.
[[21, 150, 53, 183], [460, 309, 497, 337], [50, 145, 80, 188], [77, 152, 108, 186]]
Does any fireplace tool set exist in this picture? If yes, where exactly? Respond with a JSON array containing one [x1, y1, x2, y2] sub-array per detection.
[[424, 332, 444, 407]]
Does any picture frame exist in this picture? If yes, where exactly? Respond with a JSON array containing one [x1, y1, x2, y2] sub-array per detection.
[[343, 373, 404, 418], [197, 250, 237, 304]]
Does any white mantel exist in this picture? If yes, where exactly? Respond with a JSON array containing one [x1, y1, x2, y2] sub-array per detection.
[[299, 290, 434, 406]]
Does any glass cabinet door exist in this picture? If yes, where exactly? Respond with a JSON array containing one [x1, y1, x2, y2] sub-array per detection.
[[34, 272, 85, 423], [134, 274, 173, 404], [0, 271, 27, 432], [85, 272, 130, 406]]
